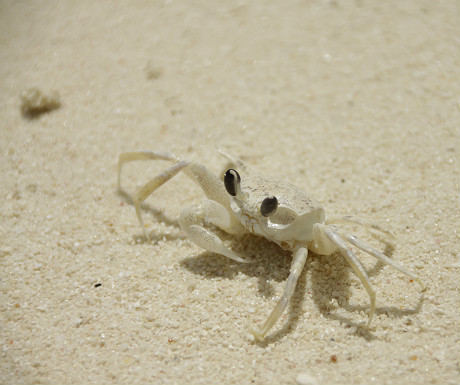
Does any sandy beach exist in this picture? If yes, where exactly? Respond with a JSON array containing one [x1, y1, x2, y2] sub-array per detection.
[[1, 1, 459, 384]]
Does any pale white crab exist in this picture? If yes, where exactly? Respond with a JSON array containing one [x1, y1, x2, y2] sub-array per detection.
[[117, 150, 424, 340]]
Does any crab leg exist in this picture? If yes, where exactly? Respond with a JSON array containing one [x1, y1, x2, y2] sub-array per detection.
[[133, 161, 190, 240], [252, 246, 308, 340], [117, 150, 178, 191], [322, 225, 377, 326], [336, 229, 425, 290], [118, 151, 239, 240], [179, 199, 248, 263]]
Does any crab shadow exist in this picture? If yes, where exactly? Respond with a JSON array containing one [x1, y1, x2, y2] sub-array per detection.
[[181, 233, 424, 344], [118, 187, 424, 342], [181, 232, 290, 285]]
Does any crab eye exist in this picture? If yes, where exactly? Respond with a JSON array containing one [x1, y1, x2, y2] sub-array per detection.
[[260, 196, 278, 217], [224, 169, 241, 197]]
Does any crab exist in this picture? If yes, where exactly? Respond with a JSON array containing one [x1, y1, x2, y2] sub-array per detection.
[[117, 150, 425, 340]]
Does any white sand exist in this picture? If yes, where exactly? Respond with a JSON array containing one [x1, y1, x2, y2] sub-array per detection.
[[1, 1, 459, 384]]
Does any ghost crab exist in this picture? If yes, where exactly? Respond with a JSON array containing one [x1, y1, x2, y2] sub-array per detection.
[[117, 150, 424, 340]]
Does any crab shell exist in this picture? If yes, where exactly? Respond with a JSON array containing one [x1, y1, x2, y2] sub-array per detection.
[[230, 174, 326, 250]]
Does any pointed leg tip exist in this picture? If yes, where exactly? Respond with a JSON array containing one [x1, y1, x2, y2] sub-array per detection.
[[366, 313, 375, 329], [249, 328, 264, 342], [224, 250, 252, 264]]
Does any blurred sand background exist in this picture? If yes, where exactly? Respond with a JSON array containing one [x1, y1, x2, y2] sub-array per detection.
[[1, 1, 459, 384]]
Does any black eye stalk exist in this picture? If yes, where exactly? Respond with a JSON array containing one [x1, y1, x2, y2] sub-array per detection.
[[260, 196, 278, 217], [224, 169, 241, 197]]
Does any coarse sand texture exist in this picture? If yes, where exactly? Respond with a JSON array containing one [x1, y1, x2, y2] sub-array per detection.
[[1, 1, 459, 384]]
